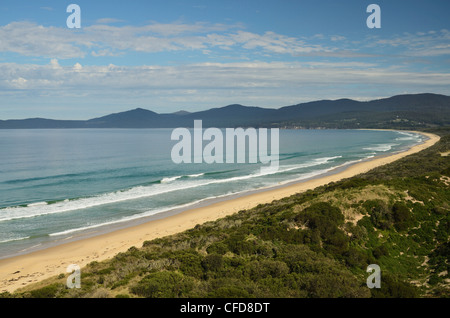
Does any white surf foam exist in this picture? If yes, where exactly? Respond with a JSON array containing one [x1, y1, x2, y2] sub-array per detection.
[[0, 156, 345, 223], [364, 143, 398, 152]]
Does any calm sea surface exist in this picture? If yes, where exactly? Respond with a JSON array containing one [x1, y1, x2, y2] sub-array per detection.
[[0, 129, 424, 258]]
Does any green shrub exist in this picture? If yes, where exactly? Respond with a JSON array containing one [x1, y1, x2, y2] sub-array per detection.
[[172, 250, 204, 278], [373, 245, 389, 259], [208, 286, 250, 298], [28, 283, 63, 298], [224, 234, 258, 255], [340, 178, 369, 189], [357, 216, 375, 233], [296, 202, 344, 237], [130, 271, 194, 298], [206, 278, 252, 298], [435, 215, 449, 243], [428, 241, 450, 275], [441, 166, 450, 176], [324, 229, 349, 255], [246, 260, 289, 280], [344, 246, 368, 267], [348, 224, 368, 241], [428, 274, 440, 285], [202, 254, 223, 272], [363, 200, 393, 230], [370, 273, 418, 298], [392, 202, 413, 231], [206, 241, 228, 255]]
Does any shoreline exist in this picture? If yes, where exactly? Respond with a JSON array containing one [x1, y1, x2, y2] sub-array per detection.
[[0, 130, 440, 293]]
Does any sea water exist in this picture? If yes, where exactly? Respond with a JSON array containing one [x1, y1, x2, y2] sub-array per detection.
[[0, 129, 423, 258]]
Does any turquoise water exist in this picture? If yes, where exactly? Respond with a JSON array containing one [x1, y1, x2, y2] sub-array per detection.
[[0, 129, 423, 258]]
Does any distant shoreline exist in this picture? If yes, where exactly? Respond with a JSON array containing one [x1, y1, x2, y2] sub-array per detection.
[[0, 130, 440, 293]]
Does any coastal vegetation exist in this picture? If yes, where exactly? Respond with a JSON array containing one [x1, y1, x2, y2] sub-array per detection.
[[1, 128, 449, 298]]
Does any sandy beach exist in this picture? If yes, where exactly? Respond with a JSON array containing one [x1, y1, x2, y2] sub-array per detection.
[[0, 130, 440, 293]]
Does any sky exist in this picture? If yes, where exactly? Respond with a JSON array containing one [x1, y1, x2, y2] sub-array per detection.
[[1, 0, 449, 119]]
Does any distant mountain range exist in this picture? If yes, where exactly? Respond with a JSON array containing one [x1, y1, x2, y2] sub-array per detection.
[[1, 93, 449, 129]]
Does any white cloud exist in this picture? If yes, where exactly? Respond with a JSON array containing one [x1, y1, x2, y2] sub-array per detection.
[[1, 60, 448, 94], [0, 22, 86, 58], [73, 63, 82, 71], [50, 59, 61, 69], [10, 77, 28, 89], [91, 49, 122, 57], [369, 29, 450, 57], [1, 20, 449, 63], [0, 21, 330, 58], [330, 35, 346, 42], [95, 18, 125, 24]]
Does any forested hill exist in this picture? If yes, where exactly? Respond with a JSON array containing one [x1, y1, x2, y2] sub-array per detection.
[[1, 93, 449, 129]]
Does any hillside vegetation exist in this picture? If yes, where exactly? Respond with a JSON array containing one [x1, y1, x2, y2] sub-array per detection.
[[1, 93, 449, 129], [2, 128, 449, 298]]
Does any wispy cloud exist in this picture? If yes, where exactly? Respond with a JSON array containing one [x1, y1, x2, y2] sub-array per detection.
[[0, 21, 331, 59], [0, 22, 86, 58], [367, 29, 450, 57], [2, 60, 448, 95], [0, 21, 244, 58], [2, 20, 449, 64], [95, 18, 125, 24]]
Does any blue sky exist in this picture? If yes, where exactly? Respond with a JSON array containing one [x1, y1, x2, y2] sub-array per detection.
[[1, 0, 449, 119]]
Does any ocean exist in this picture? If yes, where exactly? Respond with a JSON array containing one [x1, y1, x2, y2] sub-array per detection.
[[0, 128, 424, 258]]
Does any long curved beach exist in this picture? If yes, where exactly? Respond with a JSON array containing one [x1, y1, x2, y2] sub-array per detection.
[[0, 131, 440, 293]]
